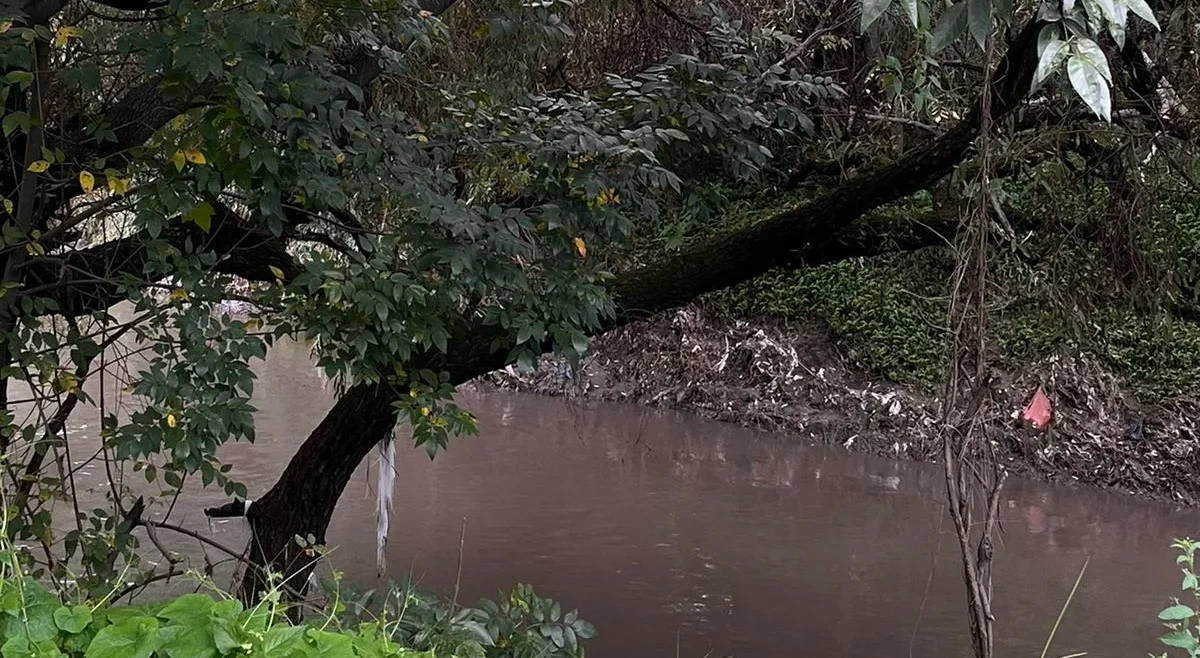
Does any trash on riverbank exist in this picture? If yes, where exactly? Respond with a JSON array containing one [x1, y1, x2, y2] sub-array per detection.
[[476, 305, 1200, 504]]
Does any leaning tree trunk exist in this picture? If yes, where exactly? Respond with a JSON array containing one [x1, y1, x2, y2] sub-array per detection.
[[213, 17, 1044, 605], [241, 384, 398, 600]]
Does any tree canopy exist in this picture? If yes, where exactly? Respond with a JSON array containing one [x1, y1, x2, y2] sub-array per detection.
[[0, 0, 1196, 622]]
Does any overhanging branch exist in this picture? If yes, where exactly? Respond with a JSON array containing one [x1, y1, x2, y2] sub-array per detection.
[[225, 18, 1047, 604], [23, 202, 299, 315]]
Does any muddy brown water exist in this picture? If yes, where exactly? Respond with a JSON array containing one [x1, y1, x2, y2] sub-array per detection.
[[37, 338, 1200, 657]]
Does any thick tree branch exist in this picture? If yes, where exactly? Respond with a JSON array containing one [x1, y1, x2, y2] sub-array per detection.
[[228, 18, 1047, 604]]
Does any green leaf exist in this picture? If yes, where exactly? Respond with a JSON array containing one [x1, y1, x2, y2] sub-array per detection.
[[1066, 52, 1111, 121], [1036, 23, 1060, 58], [157, 623, 217, 658], [1088, 0, 1117, 23], [860, 0, 892, 31], [211, 619, 244, 655], [1183, 572, 1197, 591], [901, 0, 918, 27], [1107, 2, 1126, 48], [4, 71, 30, 87], [0, 635, 29, 658], [1124, 0, 1160, 29], [157, 594, 214, 622], [54, 605, 93, 634], [931, 2, 966, 52], [1, 112, 25, 137], [1159, 604, 1197, 621], [0, 579, 61, 642], [572, 619, 597, 640], [571, 333, 588, 355], [188, 202, 214, 232], [1160, 629, 1199, 651], [85, 618, 162, 658], [305, 629, 356, 658], [994, 0, 1012, 22], [261, 625, 306, 654], [1074, 37, 1111, 82], [966, 0, 990, 49], [1033, 36, 1068, 90]]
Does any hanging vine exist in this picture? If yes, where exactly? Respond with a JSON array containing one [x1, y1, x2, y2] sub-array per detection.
[[939, 1, 1006, 656]]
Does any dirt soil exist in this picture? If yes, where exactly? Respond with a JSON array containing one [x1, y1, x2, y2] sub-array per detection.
[[476, 305, 1200, 504]]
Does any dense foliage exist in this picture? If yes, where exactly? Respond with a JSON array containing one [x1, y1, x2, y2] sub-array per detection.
[[0, 0, 838, 600]]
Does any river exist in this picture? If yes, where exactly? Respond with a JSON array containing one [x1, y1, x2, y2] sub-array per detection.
[[47, 338, 1200, 657]]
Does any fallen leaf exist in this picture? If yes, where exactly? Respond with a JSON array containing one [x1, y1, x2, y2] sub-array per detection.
[[573, 236, 587, 258]]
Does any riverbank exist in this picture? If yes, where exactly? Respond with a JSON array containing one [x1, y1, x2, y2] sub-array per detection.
[[476, 305, 1200, 504]]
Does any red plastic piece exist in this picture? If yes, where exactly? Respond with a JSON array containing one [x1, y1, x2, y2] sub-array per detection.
[[1021, 386, 1053, 431]]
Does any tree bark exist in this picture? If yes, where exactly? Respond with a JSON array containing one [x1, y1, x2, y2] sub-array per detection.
[[234, 383, 399, 600], [217, 18, 1045, 605]]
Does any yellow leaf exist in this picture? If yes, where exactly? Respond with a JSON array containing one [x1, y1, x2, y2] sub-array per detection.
[[25, 242, 44, 256], [169, 115, 187, 131], [107, 176, 129, 195], [418, 9, 432, 17], [184, 149, 206, 165], [597, 189, 620, 206], [474, 23, 489, 39], [27, 160, 48, 173], [78, 170, 94, 194], [166, 413, 177, 428], [420, 407, 430, 417], [3, 199, 13, 214], [335, 152, 345, 164], [53, 26, 82, 48], [573, 236, 587, 258], [171, 150, 186, 171], [0, 21, 11, 34], [169, 288, 188, 303], [57, 372, 79, 394], [268, 265, 284, 282]]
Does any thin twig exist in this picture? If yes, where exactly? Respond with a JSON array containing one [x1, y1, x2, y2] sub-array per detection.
[[452, 516, 466, 610], [758, 14, 855, 82], [141, 520, 251, 565]]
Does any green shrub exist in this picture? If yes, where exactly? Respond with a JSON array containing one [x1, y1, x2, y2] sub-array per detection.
[[0, 535, 595, 658], [1153, 538, 1200, 657], [709, 258, 947, 388]]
